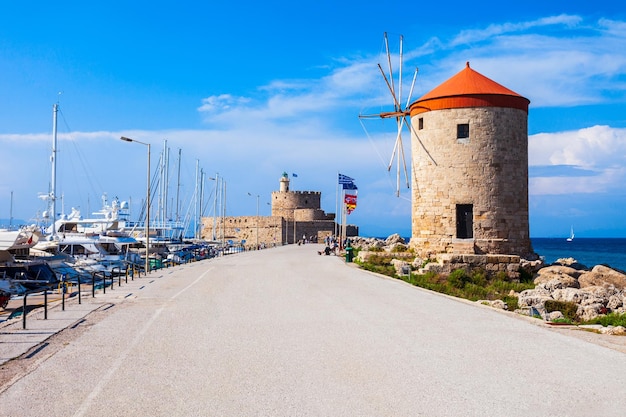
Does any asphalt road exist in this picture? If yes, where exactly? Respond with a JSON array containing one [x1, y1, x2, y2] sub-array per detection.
[[1, 244, 626, 416]]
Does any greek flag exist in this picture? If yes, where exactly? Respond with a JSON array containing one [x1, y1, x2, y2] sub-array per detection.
[[338, 173, 354, 184]]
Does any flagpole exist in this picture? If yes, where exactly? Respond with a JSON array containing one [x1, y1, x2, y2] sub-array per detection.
[[337, 173, 357, 248], [335, 171, 339, 237], [341, 188, 347, 249]]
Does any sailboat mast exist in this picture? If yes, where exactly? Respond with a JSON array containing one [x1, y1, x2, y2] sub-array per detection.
[[163, 141, 169, 225], [199, 168, 205, 240], [9, 191, 13, 228], [212, 173, 219, 241], [51, 103, 59, 238], [159, 139, 169, 228], [175, 148, 181, 223], [194, 159, 199, 239]]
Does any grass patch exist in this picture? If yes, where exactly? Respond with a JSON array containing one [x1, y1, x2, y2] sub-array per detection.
[[358, 255, 624, 326], [391, 245, 412, 253], [357, 255, 396, 277], [551, 317, 575, 325], [583, 312, 626, 327], [545, 300, 579, 322], [357, 258, 536, 308], [502, 295, 520, 311]]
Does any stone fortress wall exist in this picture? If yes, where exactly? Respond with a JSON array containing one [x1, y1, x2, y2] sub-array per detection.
[[201, 173, 357, 248], [271, 190, 333, 221]]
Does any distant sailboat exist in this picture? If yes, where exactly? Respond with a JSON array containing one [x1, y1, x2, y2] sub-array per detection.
[[566, 226, 574, 242]]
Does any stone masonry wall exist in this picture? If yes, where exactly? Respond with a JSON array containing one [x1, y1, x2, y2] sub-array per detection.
[[271, 191, 322, 220], [410, 106, 532, 258], [201, 216, 357, 248]]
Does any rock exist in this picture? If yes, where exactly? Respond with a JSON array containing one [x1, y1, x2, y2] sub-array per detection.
[[582, 285, 619, 305], [546, 311, 565, 321], [577, 303, 606, 322], [517, 288, 552, 308], [553, 258, 588, 270], [521, 259, 545, 274], [387, 242, 409, 253], [551, 287, 586, 304], [578, 265, 626, 290], [349, 236, 386, 251], [599, 326, 626, 336], [390, 259, 410, 276], [533, 265, 582, 293], [385, 234, 405, 245], [539, 277, 580, 292], [477, 299, 507, 310], [535, 265, 584, 281]]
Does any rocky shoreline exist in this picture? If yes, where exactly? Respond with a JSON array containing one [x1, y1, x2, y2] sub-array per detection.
[[350, 235, 626, 335]]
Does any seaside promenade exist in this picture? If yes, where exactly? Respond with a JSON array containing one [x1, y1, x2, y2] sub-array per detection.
[[1, 244, 626, 416]]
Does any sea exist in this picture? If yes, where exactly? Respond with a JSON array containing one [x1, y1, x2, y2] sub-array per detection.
[[531, 238, 626, 272]]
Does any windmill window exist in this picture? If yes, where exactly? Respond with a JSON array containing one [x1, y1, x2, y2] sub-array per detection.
[[418, 118, 424, 130], [457, 123, 469, 139]]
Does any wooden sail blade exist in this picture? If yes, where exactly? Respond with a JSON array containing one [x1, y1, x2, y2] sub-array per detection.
[[398, 132, 410, 190], [377, 63, 402, 110], [406, 67, 418, 109], [398, 34, 403, 113], [387, 128, 400, 172], [403, 116, 437, 165], [384, 32, 396, 109]]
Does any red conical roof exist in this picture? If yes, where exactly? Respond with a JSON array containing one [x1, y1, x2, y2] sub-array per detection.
[[410, 62, 529, 115]]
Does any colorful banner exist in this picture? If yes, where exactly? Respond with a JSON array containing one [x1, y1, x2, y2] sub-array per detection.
[[344, 193, 357, 214]]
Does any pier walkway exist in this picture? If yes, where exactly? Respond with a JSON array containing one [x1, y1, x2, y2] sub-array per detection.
[[1, 244, 626, 416]]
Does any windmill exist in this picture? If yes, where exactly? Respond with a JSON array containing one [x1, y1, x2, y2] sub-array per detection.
[[360, 32, 418, 197]]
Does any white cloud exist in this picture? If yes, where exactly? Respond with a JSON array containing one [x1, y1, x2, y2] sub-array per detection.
[[0, 133, 50, 142], [529, 126, 626, 195], [197, 94, 252, 117], [450, 14, 583, 46], [414, 16, 626, 107], [530, 125, 626, 168]]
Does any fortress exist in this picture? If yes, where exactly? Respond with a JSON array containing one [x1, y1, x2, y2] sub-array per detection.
[[201, 173, 358, 248]]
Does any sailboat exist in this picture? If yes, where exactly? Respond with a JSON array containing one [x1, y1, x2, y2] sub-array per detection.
[[566, 226, 574, 242]]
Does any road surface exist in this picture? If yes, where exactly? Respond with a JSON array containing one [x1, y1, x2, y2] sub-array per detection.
[[1, 244, 625, 416]]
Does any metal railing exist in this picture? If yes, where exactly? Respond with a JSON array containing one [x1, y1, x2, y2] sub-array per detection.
[[8, 249, 219, 329]]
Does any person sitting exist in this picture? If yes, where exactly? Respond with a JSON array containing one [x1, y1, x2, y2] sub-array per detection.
[[324, 246, 331, 255]]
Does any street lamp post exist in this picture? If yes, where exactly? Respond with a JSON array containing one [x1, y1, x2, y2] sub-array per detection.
[[247, 193, 259, 249], [208, 175, 218, 241], [293, 208, 297, 244], [120, 136, 151, 274]]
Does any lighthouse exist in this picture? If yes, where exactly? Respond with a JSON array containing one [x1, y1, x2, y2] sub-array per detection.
[[408, 62, 533, 258]]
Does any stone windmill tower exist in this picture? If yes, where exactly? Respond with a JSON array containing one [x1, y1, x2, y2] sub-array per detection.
[[408, 62, 533, 258]]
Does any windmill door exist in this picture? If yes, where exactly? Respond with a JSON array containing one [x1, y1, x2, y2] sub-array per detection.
[[456, 204, 473, 239]]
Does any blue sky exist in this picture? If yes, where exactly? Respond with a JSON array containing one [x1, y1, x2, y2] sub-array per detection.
[[1, 1, 626, 238]]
